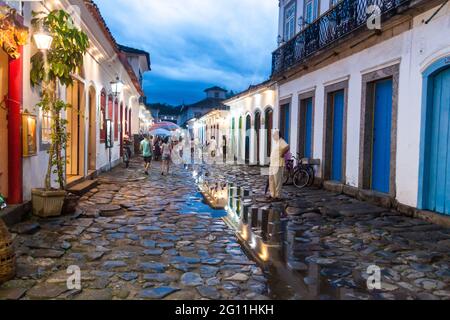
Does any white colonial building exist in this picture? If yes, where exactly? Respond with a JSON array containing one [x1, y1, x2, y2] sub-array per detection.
[[224, 81, 277, 166], [0, 0, 150, 207], [271, 0, 450, 218]]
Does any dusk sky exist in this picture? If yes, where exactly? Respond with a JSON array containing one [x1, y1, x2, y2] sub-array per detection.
[[95, 0, 279, 105]]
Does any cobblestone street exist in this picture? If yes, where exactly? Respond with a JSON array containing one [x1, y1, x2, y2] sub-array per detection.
[[0, 160, 267, 300], [0, 160, 449, 300], [201, 164, 450, 300]]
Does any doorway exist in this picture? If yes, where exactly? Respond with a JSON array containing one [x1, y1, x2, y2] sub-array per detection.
[[265, 108, 273, 158], [323, 81, 347, 183], [420, 62, 450, 215], [120, 102, 124, 157], [245, 114, 251, 164], [238, 116, 243, 161], [359, 64, 399, 196], [88, 86, 97, 173], [254, 111, 261, 165], [371, 79, 393, 193], [298, 94, 314, 159], [66, 79, 86, 182], [279, 103, 291, 144]]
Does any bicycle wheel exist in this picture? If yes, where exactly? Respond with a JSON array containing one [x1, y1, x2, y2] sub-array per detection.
[[293, 169, 309, 189], [283, 167, 291, 185], [306, 166, 315, 186]]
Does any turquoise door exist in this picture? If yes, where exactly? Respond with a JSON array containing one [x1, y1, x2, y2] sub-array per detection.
[[305, 98, 313, 158], [423, 67, 450, 215], [371, 79, 393, 193], [331, 90, 344, 181]]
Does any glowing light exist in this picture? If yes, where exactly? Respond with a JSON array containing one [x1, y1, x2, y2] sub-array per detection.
[[250, 235, 257, 249], [258, 244, 269, 261], [33, 31, 53, 51], [110, 76, 124, 96], [240, 226, 248, 241]]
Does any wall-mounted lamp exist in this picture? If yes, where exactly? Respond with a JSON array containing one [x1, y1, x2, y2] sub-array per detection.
[[33, 30, 53, 51], [110, 76, 124, 96]]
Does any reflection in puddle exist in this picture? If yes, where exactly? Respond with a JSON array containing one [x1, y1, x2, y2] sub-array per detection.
[[179, 191, 227, 219], [194, 174, 379, 300]]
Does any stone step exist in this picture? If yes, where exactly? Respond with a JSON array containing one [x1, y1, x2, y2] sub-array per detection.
[[66, 179, 98, 196]]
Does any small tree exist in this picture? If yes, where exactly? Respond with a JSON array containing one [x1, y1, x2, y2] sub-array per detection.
[[30, 10, 89, 190]]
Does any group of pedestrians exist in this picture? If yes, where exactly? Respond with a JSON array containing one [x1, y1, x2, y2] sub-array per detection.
[[139, 134, 173, 176], [131, 129, 291, 202]]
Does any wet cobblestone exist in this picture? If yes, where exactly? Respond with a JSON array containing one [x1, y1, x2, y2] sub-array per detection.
[[1, 161, 449, 300], [199, 163, 450, 300], [0, 161, 267, 300]]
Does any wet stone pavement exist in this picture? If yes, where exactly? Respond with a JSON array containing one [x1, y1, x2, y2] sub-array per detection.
[[199, 164, 450, 300], [0, 160, 267, 300], [1, 160, 449, 300]]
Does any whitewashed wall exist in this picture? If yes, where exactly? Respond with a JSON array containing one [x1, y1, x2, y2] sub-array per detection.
[[278, 3, 450, 207], [227, 86, 277, 165], [21, 0, 142, 200]]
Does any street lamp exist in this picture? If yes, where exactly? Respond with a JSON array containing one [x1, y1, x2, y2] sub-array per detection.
[[110, 76, 124, 96], [33, 30, 53, 51]]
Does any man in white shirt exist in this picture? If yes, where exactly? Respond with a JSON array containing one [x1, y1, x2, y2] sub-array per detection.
[[269, 130, 290, 200]]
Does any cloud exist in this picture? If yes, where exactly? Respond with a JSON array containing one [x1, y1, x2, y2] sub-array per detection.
[[95, 0, 278, 104]]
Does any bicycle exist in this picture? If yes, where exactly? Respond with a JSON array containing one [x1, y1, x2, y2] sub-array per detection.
[[284, 152, 318, 188], [284, 153, 310, 189], [294, 157, 316, 187]]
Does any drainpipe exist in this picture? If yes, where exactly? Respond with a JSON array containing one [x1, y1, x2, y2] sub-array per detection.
[[7, 46, 23, 204]]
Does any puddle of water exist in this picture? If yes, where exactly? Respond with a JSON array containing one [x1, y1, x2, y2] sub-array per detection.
[[191, 172, 384, 300], [179, 192, 227, 219]]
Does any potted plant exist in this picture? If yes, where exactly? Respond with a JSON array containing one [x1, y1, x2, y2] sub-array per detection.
[[30, 10, 89, 218]]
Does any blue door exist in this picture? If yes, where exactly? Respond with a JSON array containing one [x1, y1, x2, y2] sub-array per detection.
[[304, 98, 313, 158], [424, 67, 450, 215], [280, 104, 290, 143], [371, 79, 393, 193], [331, 90, 344, 181]]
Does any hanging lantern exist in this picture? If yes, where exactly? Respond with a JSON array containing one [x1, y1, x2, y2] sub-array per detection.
[[110, 76, 124, 96], [33, 30, 53, 51]]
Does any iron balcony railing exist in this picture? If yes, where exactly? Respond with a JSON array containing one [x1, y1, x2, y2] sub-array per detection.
[[272, 0, 411, 76]]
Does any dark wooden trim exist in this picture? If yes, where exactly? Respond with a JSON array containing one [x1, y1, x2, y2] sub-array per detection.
[[279, 97, 292, 142], [298, 90, 316, 159], [322, 79, 348, 182], [359, 63, 400, 198]]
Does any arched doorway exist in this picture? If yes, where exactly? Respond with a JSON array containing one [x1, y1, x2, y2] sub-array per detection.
[[245, 114, 251, 164], [238, 116, 243, 161], [88, 86, 97, 172], [120, 102, 124, 157], [419, 58, 450, 216], [265, 108, 273, 158], [66, 79, 86, 182], [255, 111, 261, 165], [231, 117, 235, 161]]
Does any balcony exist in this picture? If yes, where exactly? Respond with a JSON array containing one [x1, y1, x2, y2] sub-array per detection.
[[271, 0, 412, 77]]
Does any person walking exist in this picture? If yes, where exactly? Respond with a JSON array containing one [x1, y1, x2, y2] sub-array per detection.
[[161, 137, 172, 175], [140, 134, 152, 175], [123, 135, 132, 168], [268, 130, 290, 201], [154, 138, 161, 161], [183, 137, 192, 168]]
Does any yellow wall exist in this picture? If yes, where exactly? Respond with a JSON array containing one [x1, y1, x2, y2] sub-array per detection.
[[0, 51, 8, 197]]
